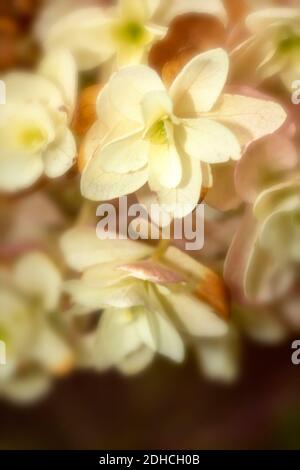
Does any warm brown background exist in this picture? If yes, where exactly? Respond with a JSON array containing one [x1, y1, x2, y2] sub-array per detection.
[[0, 340, 300, 450]]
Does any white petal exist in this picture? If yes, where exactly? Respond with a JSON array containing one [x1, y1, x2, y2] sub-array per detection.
[[155, 0, 227, 25], [60, 227, 153, 271], [211, 94, 287, 146], [148, 125, 182, 190], [99, 131, 149, 174], [181, 118, 241, 163], [43, 128, 76, 178], [0, 151, 44, 193], [30, 325, 73, 375], [167, 292, 228, 338], [38, 48, 77, 116], [81, 148, 148, 201], [146, 309, 185, 363], [141, 90, 173, 128], [92, 308, 145, 369], [4, 72, 64, 110], [196, 329, 239, 383], [97, 65, 165, 127], [45, 8, 115, 70], [117, 346, 154, 375], [13, 252, 62, 311], [156, 151, 202, 219], [170, 49, 229, 116]]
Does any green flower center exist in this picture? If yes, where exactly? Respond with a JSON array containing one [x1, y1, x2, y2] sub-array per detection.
[[277, 30, 300, 56], [17, 125, 46, 152], [146, 118, 169, 145], [114, 21, 147, 45]]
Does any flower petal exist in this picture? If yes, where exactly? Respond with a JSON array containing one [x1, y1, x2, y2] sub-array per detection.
[[169, 48, 229, 116], [13, 252, 62, 311], [38, 48, 77, 117], [97, 65, 166, 127], [45, 8, 115, 70], [43, 128, 76, 178], [60, 227, 153, 271], [211, 94, 286, 146], [148, 124, 182, 190], [81, 151, 148, 201], [99, 131, 149, 174], [181, 118, 241, 163]]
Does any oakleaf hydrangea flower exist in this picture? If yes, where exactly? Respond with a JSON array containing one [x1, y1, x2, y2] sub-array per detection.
[[80, 48, 286, 219], [43, 0, 227, 71], [61, 227, 229, 375], [0, 252, 73, 402], [0, 49, 77, 193]]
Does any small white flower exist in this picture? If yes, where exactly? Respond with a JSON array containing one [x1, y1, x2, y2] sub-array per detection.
[[80, 48, 286, 219], [0, 252, 73, 402], [233, 7, 300, 89], [0, 49, 77, 193], [43, 0, 227, 71], [61, 227, 229, 375]]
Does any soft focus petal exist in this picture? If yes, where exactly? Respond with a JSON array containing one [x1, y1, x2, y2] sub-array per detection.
[[170, 48, 229, 116], [43, 128, 76, 178], [60, 227, 153, 271], [181, 118, 241, 163]]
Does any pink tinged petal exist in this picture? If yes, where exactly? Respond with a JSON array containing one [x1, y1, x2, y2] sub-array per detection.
[[169, 48, 229, 117], [211, 94, 287, 147], [117, 260, 187, 284], [205, 162, 241, 212], [224, 210, 258, 304], [181, 118, 241, 163], [246, 8, 300, 34], [235, 135, 299, 204]]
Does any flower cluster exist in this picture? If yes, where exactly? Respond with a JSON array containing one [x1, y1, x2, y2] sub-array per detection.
[[0, 0, 300, 401]]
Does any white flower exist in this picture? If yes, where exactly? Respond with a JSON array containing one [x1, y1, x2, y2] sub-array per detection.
[[225, 176, 300, 303], [0, 252, 73, 402], [0, 49, 77, 193], [43, 0, 227, 71], [80, 48, 286, 219], [233, 7, 300, 89], [61, 227, 229, 375]]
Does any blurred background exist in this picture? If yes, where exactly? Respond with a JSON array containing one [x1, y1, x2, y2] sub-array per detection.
[[1, 0, 300, 451]]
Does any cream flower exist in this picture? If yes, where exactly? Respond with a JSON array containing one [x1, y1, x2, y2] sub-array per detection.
[[225, 176, 300, 304], [80, 49, 286, 219], [0, 252, 73, 402], [233, 7, 300, 89], [0, 49, 77, 193], [61, 227, 229, 375], [43, 0, 227, 71]]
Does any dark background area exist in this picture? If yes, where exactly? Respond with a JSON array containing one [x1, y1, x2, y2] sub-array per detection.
[[0, 340, 300, 450]]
